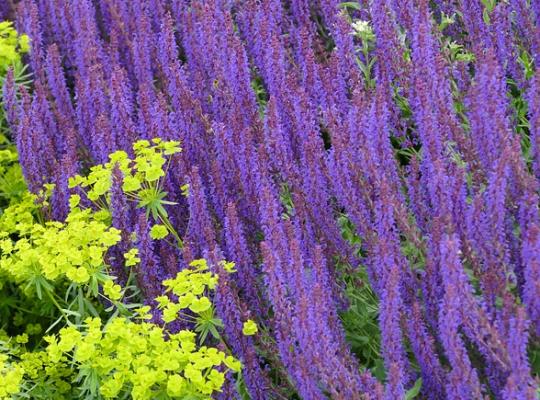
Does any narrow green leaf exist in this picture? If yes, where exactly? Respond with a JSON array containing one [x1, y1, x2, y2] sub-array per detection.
[[405, 378, 423, 400], [338, 2, 361, 10]]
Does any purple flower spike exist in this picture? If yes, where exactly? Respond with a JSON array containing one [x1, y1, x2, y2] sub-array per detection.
[[439, 234, 483, 400]]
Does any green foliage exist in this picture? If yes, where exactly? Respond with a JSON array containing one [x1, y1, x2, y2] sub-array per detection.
[[507, 73, 534, 168], [480, 0, 497, 24], [530, 344, 540, 379], [337, 214, 426, 384], [437, 12, 456, 32], [250, 71, 268, 118], [336, 215, 385, 380], [350, 18, 377, 89], [338, 2, 362, 11], [338, 263, 385, 380], [518, 50, 535, 80], [279, 183, 295, 220], [436, 14, 475, 66], [405, 378, 423, 400]]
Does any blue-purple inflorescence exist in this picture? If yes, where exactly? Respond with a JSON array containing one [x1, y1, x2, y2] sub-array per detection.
[[5, 0, 540, 398]]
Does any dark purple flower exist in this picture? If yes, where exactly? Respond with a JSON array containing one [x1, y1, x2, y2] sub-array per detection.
[[501, 307, 537, 399], [135, 212, 164, 300], [529, 68, 540, 181], [438, 234, 483, 399]]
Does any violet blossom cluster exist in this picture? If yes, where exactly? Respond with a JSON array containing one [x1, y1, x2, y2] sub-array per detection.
[[3, 0, 540, 398]]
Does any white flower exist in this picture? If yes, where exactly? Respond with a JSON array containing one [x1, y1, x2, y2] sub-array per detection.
[[351, 20, 372, 35]]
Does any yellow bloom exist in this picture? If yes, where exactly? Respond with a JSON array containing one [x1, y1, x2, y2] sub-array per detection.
[[103, 280, 122, 301], [242, 319, 258, 336], [150, 224, 168, 240]]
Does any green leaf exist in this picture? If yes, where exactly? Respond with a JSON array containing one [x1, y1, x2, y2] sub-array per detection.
[[372, 359, 386, 381], [60, 308, 81, 317], [208, 324, 221, 340], [405, 378, 423, 400], [338, 1, 361, 10], [235, 374, 252, 400]]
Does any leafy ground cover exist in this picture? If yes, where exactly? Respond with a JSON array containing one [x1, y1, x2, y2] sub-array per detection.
[[0, 0, 540, 399]]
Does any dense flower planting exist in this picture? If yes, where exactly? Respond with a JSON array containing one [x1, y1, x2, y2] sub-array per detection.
[[0, 138, 242, 399], [1, 0, 540, 399]]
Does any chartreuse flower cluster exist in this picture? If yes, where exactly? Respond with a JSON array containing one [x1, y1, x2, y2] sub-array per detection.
[[68, 139, 181, 201], [0, 189, 129, 324], [0, 209, 121, 286], [0, 22, 32, 139], [0, 204, 240, 398], [0, 263, 241, 400], [0, 353, 24, 399], [0, 260, 241, 400], [0, 338, 74, 399], [69, 139, 183, 245], [0, 21, 29, 75], [157, 260, 220, 323], [242, 320, 258, 336], [0, 137, 242, 399], [157, 259, 240, 345], [0, 139, 184, 304], [42, 315, 240, 399], [0, 148, 25, 204]]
